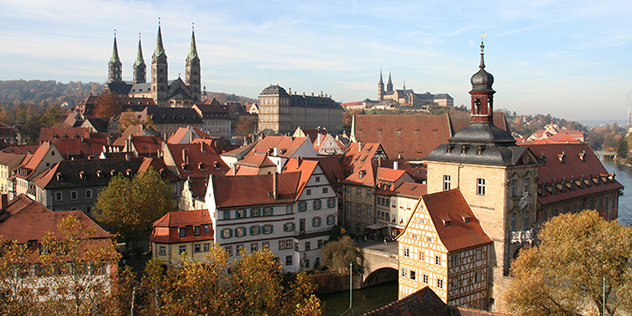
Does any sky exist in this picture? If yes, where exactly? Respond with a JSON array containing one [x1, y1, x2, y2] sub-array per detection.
[[1, 0, 632, 122]]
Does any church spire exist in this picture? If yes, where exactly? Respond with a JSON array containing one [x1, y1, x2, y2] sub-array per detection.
[[187, 23, 199, 61], [379, 69, 384, 85], [185, 22, 201, 102], [108, 30, 122, 83], [154, 19, 166, 58], [133, 33, 147, 84], [378, 69, 385, 102], [387, 70, 393, 92], [469, 35, 495, 123]]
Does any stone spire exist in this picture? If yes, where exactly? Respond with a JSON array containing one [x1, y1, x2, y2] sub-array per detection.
[[387, 70, 393, 92], [378, 69, 385, 101], [133, 33, 146, 84], [108, 30, 122, 83], [185, 23, 201, 102], [152, 18, 169, 107], [154, 21, 166, 58]]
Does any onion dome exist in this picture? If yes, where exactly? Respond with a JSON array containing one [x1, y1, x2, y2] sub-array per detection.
[[470, 41, 494, 92]]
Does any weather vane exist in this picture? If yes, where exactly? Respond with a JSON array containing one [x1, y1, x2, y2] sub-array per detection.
[[480, 32, 486, 54]]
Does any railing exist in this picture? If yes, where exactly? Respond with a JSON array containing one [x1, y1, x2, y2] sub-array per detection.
[[511, 229, 535, 244]]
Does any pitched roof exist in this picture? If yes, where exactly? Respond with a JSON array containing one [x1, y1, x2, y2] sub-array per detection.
[[376, 167, 408, 182], [1, 145, 39, 155], [39, 128, 92, 142], [341, 143, 387, 187], [210, 173, 301, 208], [394, 182, 427, 199], [150, 209, 213, 243], [0, 194, 109, 244], [283, 158, 319, 197], [249, 136, 314, 158], [31, 158, 144, 189], [51, 137, 109, 158], [164, 142, 229, 177], [354, 112, 509, 160], [0, 152, 25, 166], [139, 157, 181, 183], [419, 189, 492, 252], [304, 155, 345, 187], [234, 154, 277, 169]]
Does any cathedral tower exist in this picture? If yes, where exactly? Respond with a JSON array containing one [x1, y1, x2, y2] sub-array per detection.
[[133, 33, 146, 84], [152, 21, 169, 107], [108, 32, 122, 83], [185, 24, 201, 103], [378, 70, 385, 102], [386, 70, 393, 92]]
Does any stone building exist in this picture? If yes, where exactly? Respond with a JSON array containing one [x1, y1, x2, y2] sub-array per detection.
[[257, 85, 343, 135], [377, 70, 453, 107]]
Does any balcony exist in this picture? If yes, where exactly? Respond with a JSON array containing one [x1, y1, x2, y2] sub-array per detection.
[[511, 229, 535, 244]]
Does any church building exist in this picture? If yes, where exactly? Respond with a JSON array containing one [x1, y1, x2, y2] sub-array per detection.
[[106, 22, 202, 108], [378, 70, 454, 107]]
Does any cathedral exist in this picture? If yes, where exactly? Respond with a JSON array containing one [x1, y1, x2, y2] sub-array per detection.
[[377, 70, 454, 107], [106, 23, 202, 107]]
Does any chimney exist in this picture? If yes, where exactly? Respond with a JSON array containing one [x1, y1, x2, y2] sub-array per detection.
[[125, 153, 131, 161], [107, 136, 111, 146], [273, 147, 279, 157], [297, 156, 302, 169], [317, 133, 321, 147], [182, 149, 189, 164], [358, 142, 362, 153], [393, 161, 399, 170], [200, 142, 205, 153], [0, 194, 7, 211], [273, 172, 278, 200]]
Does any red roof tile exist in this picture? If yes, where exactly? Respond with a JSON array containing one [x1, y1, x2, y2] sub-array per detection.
[[210, 173, 301, 208], [249, 136, 314, 158], [164, 142, 229, 177], [394, 182, 427, 199], [342, 143, 386, 187], [39, 127, 91, 142], [150, 209, 214, 243], [283, 158, 319, 197]]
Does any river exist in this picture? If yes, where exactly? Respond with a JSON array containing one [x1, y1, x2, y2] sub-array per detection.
[[319, 157, 630, 315]]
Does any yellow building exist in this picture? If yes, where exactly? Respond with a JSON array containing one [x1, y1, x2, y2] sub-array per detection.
[[398, 189, 492, 308], [150, 209, 214, 266], [421, 42, 539, 310]]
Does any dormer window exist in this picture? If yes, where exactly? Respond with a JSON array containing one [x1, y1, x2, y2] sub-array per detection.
[[198, 162, 204, 170], [79, 171, 86, 180], [96, 170, 103, 179], [476, 146, 483, 156], [110, 170, 117, 177], [446, 145, 452, 154], [182, 163, 189, 172], [159, 169, 167, 177], [461, 145, 468, 154], [56, 172, 64, 182], [126, 169, 133, 177]]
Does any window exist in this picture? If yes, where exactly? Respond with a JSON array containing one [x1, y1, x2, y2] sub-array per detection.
[[203, 243, 210, 252], [204, 225, 209, 234], [356, 188, 361, 197], [347, 186, 351, 195], [435, 255, 441, 266], [323, 187, 328, 194], [295, 242, 299, 251], [511, 179, 517, 197], [475, 272, 482, 282], [328, 198, 336, 208], [401, 268, 407, 277], [194, 244, 201, 253], [476, 249, 482, 260], [298, 202, 307, 212], [159, 246, 166, 256], [410, 270, 416, 280], [70, 191, 78, 200], [179, 245, 186, 254], [264, 224, 273, 234], [263, 207, 273, 216], [437, 279, 443, 289], [306, 189, 311, 196], [86, 206, 92, 214], [367, 190, 371, 198], [476, 178, 486, 196], [251, 243, 258, 252], [250, 225, 260, 236], [451, 255, 458, 267], [524, 212, 529, 230], [443, 175, 451, 191], [194, 226, 201, 236], [286, 256, 293, 266], [262, 241, 269, 249], [236, 227, 246, 237], [222, 228, 232, 239], [511, 213, 516, 231], [286, 205, 293, 214], [236, 244, 244, 255], [524, 178, 530, 193], [305, 242, 311, 251], [85, 190, 92, 199], [179, 228, 186, 238], [236, 209, 246, 218], [427, 237, 432, 242], [313, 217, 321, 227], [366, 207, 371, 217], [315, 176, 320, 182], [313, 199, 322, 210], [284, 223, 294, 232], [423, 274, 428, 284], [279, 240, 286, 250], [318, 240, 323, 248], [327, 215, 335, 225], [404, 248, 410, 257], [419, 251, 424, 261]]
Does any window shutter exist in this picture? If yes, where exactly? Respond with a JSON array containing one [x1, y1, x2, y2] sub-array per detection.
[[292, 223, 296, 231], [221, 229, 225, 239], [312, 217, 316, 227], [270, 225, 274, 233], [269, 207, 273, 215], [258, 226, 262, 234], [230, 229, 233, 238], [234, 228, 238, 237]]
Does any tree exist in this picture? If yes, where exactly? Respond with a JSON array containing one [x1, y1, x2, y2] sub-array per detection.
[[137, 246, 322, 316], [95, 167, 177, 250], [615, 138, 628, 158], [321, 236, 364, 274], [503, 210, 632, 316], [118, 109, 154, 131], [94, 92, 121, 119]]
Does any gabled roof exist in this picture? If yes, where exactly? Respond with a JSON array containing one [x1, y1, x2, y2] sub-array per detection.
[[117, 125, 159, 141], [341, 143, 387, 187], [31, 158, 145, 189], [51, 137, 109, 158], [304, 155, 345, 187], [283, 158, 320, 198], [164, 142, 229, 177], [376, 167, 408, 183], [249, 136, 314, 159], [418, 189, 492, 252], [150, 209, 213, 244], [393, 182, 427, 199], [0, 152, 26, 166], [1, 145, 39, 155], [24, 141, 53, 171], [183, 176, 209, 200], [39, 127, 90, 143], [139, 157, 180, 183], [234, 154, 277, 169], [167, 126, 214, 144], [0, 194, 109, 244], [210, 173, 301, 208]]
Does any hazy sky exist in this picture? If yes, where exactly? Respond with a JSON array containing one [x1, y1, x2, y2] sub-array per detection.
[[1, 0, 632, 121]]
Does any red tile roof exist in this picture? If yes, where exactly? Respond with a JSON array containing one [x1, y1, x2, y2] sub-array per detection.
[[249, 136, 313, 158], [51, 137, 110, 158], [376, 167, 407, 183], [164, 142, 229, 177], [417, 189, 492, 252], [167, 126, 215, 144], [150, 209, 214, 243], [139, 157, 181, 183], [1, 145, 39, 155], [0, 194, 110, 244], [520, 143, 623, 205], [342, 143, 386, 187], [394, 182, 427, 199], [283, 158, 319, 197], [210, 173, 301, 208], [304, 155, 345, 187], [39, 127, 91, 142]]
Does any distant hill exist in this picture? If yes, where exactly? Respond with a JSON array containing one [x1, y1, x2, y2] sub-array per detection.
[[206, 92, 257, 106], [0, 80, 103, 108]]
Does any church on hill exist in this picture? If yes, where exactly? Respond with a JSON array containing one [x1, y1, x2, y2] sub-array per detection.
[[378, 70, 454, 107], [105, 22, 202, 108]]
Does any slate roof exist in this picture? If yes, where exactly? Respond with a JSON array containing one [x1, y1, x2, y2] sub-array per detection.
[[139, 107, 202, 125], [0, 194, 110, 244], [417, 189, 492, 252], [150, 209, 214, 244], [210, 173, 301, 208]]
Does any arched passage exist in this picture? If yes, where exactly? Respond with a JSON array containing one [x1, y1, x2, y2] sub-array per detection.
[[362, 267, 398, 287]]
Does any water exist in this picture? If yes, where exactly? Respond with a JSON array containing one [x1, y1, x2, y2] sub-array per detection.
[[320, 280, 398, 316], [600, 158, 631, 226]]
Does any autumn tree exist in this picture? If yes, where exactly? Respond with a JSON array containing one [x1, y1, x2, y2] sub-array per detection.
[[321, 236, 364, 274], [137, 246, 322, 316], [503, 210, 632, 316], [0, 239, 38, 315], [118, 109, 155, 131], [94, 91, 121, 119], [95, 167, 177, 250]]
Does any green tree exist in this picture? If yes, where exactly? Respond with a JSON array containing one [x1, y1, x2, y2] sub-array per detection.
[[615, 138, 628, 158], [321, 236, 364, 274], [503, 210, 632, 316], [95, 167, 176, 250], [138, 246, 322, 316]]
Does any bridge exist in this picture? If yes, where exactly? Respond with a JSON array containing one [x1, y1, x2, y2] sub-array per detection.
[[357, 240, 399, 288]]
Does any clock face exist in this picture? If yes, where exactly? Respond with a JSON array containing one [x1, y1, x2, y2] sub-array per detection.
[[522, 154, 530, 165]]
